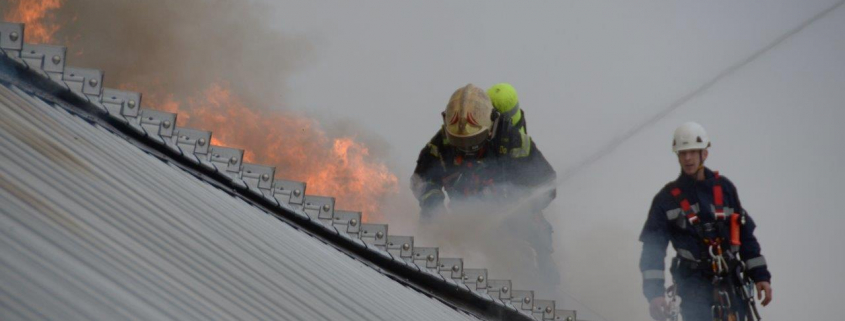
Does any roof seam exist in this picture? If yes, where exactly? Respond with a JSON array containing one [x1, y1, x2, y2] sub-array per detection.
[[0, 20, 578, 321]]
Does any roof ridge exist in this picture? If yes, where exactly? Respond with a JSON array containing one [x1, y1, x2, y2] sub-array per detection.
[[0, 21, 577, 321]]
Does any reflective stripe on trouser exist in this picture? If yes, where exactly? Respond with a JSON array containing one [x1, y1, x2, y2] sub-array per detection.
[[643, 270, 665, 280]]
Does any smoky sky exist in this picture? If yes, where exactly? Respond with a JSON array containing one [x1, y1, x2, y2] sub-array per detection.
[[0, 0, 313, 109], [271, 1, 845, 320], [3, 1, 843, 320]]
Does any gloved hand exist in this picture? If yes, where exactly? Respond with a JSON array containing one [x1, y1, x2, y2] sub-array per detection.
[[649, 296, 669, 320], [419, 191, 446, 220]]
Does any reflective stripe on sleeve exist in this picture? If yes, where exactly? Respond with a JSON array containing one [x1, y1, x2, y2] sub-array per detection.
[[427, 143, 440, 158], [745, 256, 767, 270], [509, 129, 531, 158], [421, 189, 444, 201], [643, 270, 665, 280]]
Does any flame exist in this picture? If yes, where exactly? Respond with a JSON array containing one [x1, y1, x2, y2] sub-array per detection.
[[129, 82, 399, 222], [3, 0, 64, 44]]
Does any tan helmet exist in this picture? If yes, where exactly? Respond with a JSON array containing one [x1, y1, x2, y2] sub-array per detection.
[[443, 84, 497, 152]]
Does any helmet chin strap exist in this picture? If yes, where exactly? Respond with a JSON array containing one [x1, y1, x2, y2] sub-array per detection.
[[694, 152, 705, 179]]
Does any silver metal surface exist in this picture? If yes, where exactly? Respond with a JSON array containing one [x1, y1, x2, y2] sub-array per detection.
[[139, 109, 177, 138], [302, 195, 335, 222], [0, 23, 23, 52], [101, 88, 142, 119], [272, 179, 306, 207], [20, 44, 66, 76], [360, 223, 388, 250], [386, 235, 414, 262], [331, 210, 362, 237], [62, 67, 103, 98], [0, 81, 481, 321], [0, 20, 577, 319]]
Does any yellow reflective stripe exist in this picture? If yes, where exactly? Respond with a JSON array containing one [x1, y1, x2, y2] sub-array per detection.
[[427, 143, 440, 158], [509, 128, 531, 158], [421, 189, 444, 201], [510, 109, 522, 127]]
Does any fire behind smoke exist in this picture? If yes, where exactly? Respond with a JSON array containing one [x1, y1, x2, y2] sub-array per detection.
[[2, 0, 63, 44], [2, 0, 400, 222], [134, 83, 399, 222]]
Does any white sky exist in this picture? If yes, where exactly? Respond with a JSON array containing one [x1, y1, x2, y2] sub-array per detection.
[[268, 1, 845, 319]]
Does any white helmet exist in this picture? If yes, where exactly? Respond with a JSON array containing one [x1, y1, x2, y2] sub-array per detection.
[[672, 122, 710, 153]]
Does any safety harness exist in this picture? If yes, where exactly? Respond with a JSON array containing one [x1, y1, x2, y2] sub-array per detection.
[[667, 171, 761, 321]]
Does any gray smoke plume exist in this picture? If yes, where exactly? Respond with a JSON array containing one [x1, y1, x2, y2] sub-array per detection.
[[0, 0, 401, 216], [4, 0, 311, 109]]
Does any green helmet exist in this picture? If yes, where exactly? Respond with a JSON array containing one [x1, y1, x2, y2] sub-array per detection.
[[487, 83, 519, 113], [487, 83, 522, 127]]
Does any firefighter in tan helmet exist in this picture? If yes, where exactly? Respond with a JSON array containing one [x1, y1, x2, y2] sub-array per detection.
[[411, 83, 558, 283]]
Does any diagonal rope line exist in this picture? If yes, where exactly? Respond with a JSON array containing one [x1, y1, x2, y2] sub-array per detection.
[[557, 0, 845, 185]]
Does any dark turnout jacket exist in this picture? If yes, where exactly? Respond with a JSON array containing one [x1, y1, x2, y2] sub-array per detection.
[[639, 168, 771, 301], [411, 127, 556, 211]]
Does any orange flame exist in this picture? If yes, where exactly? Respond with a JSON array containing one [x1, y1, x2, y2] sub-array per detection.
[[3, 0, 64, 44], [131, 83, 399, 222]]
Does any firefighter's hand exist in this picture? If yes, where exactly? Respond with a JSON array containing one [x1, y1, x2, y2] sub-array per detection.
[[756, 281, 772, 306], [648, 296, 669, 320]]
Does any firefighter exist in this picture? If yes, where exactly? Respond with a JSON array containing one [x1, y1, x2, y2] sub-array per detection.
[[410, 83, 558, 281], [639, 122, 772, 321]]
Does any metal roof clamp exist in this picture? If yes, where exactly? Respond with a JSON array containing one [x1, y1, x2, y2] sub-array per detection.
[[207, 146, 244, 180], [331, 210, 361, 238], [241, 163, 275, 198], [359, 223, 388, 251], [302, 195, 335, 225], [62, 67, 104, 106], [412, 247, 439, 272], [437, 258, 463, 282], [533, 299, 556, 320], [554, 309, 576, 321], [101, 88, 141, 124], [386, 235, 414, 264], [20, 44, 66, 82], [171, 127, 211, 165], [487, 279, 513, 301], [0, 22, 24, 58], [511, 290, 535, 313], [272, 179, 306, 208], [461, 268, 488, 294], [138, 109, 177, 146]]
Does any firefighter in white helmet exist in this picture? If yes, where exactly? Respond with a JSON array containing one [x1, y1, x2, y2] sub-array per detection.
[[640, 122, 772, 321], [411, 84, 558, 284]]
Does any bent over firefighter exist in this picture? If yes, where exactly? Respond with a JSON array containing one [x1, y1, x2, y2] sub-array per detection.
[[410, 83, 558, 284]]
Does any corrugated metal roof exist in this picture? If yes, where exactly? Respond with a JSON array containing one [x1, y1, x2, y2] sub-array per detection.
[[0, 21, 579, 321]]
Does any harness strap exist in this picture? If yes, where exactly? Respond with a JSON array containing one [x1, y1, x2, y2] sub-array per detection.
[[670, 187, 700, 225], [713, 171, 727, 220]]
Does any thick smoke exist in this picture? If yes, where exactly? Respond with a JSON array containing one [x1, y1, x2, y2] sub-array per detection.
[[409, 180, 564, 298], [0, 0, 401, 218], [15, 0, 311, 109]]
